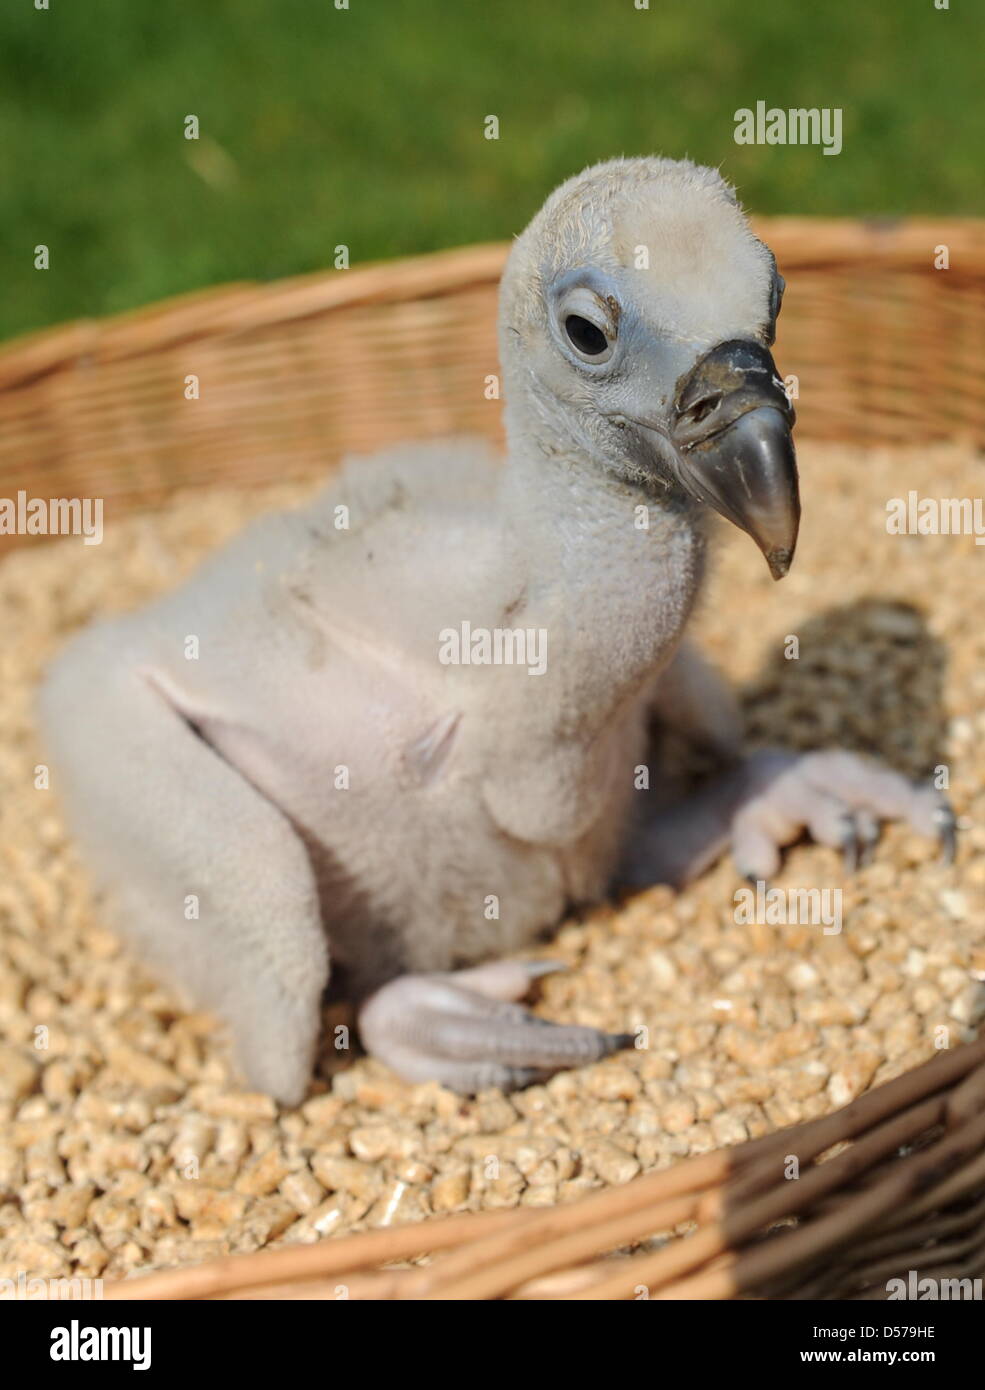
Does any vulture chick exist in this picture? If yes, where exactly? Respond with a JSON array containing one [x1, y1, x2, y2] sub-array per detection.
[[39, 157, 953, 1101]]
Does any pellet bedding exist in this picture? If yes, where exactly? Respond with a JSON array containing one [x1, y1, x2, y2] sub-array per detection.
[[0, 441, 982, 1283]]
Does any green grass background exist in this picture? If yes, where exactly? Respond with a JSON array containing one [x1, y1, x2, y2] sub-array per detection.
[[3, 0, 982, 341]]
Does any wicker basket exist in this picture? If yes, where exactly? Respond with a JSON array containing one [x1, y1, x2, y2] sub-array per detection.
[[5, 218, 983, 1299], [104, 1036, 985, 1301], [2, 219, 984, 549]]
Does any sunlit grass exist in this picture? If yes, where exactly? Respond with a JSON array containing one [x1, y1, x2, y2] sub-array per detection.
[[2, 0, 980, 339]]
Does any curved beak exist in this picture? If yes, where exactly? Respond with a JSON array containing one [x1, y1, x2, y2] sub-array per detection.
[[669, 341, 800, 581], [669, 340, 800, 579]]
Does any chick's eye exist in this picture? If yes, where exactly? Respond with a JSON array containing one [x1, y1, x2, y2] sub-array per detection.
[[565, 314, 609, 358]]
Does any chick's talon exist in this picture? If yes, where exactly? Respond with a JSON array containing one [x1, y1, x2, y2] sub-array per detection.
[[358, 961, 633, 1094]]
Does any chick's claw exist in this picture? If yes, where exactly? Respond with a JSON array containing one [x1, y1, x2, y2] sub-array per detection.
[[935, 802, 958, 864], [357, 960, 634, 1094], [730, 748, 956, 880]]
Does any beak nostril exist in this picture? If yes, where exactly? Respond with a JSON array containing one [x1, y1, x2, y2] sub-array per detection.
[[687, 393, 722, 425]]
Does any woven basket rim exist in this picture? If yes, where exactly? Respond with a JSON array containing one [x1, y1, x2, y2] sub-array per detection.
[[3, 216, 983, 394], [98, 1033, 985, 1301]]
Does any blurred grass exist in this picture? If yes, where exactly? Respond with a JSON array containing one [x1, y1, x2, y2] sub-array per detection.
[[2, 0, 982, 340]]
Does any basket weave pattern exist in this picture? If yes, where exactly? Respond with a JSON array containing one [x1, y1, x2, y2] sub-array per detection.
[[2, 220, 983, 543], [104, 1037, 985, 1300]]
